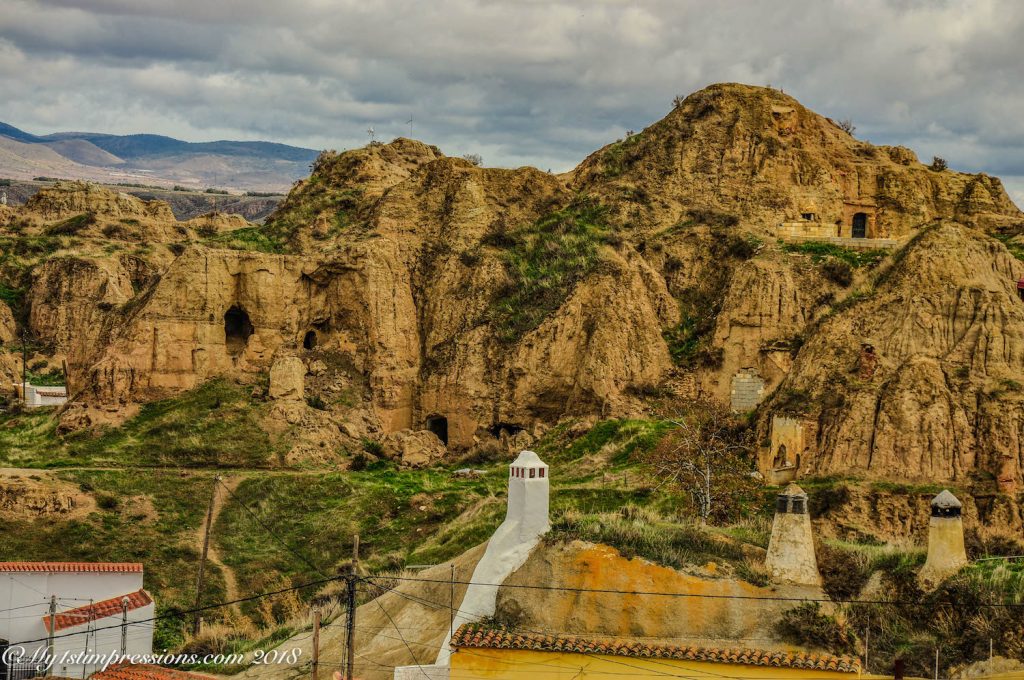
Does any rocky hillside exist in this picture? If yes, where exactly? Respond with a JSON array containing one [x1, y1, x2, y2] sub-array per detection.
[[2, 82, 1023, 489]]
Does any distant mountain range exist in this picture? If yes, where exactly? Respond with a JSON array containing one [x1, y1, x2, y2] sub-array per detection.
[[0, 121, 321, 192]]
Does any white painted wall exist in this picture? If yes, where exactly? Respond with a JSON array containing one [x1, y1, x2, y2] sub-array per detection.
[[0, 570, 144, 659], [18, 383, 68, 408], [50, 603, 155, 679]]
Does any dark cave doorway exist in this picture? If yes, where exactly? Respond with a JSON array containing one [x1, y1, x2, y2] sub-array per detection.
[[224, 305, 254, 355], [852, 212, 868, 239], [426, 415, 449, 446], [303, 330, 318, 350]]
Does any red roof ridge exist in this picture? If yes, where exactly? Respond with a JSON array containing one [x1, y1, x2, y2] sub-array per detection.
[[451, 624, 862, 674], [91, 663, 214, 680], [0, 562, 143, 573], [44, 589, 153, 632]]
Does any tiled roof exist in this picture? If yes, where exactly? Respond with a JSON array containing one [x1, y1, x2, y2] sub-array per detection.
[[44, 589, 152, 632], [451, 624, 862, 674], [0, 562, 143, 573], [90, 664, 213, 680]]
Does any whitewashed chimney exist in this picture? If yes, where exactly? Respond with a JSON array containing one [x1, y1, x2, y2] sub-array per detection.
[[506, 450, 550, 541], [918, 489, 968, 587], [765, 483, 822, 586]]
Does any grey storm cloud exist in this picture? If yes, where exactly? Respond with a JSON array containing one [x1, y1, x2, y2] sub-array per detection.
[[1, 0, 1022, 204]]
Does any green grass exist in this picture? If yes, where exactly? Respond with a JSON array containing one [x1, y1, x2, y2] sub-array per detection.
[[993, 233, 1024, 262], [0, 379, 283, 467], [487, 196, 614, 342], [202, 226, 286, 254], [547, 505, 749, 571], [782, 240, 888, 267], [601, 134, 643, 178]]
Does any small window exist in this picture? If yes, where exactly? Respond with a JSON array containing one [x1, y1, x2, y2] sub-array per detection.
[[539, 469, 546, 478], [801, 212, 815, 221], [792, 498, 806, 514], [529, 469, 535, 479]]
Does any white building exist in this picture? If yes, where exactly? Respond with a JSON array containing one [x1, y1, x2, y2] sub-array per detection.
[[395, 450, 551, 680], [17, 383, 69, 408], [0, 562, 154, 679]]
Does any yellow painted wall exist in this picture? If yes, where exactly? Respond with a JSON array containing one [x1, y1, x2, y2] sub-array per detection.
[[451, 647, 859, 680]]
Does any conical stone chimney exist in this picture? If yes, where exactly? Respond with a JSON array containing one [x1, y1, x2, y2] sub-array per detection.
[[765, 483, 821, 586]]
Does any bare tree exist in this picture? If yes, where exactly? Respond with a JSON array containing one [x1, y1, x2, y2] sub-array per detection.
[[641, 400, 757, 524], [462, 153, 483, 166]]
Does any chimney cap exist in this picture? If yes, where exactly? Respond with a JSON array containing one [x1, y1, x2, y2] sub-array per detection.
[[511, 450, 548, 469], [779, 483, 807, 498], [930, 489, 962, 509]]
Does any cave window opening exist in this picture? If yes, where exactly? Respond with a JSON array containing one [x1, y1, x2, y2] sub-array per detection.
[[224, 305, 254, 356], [303, 330, 318, 350], [852, 212, 868, 238], [426, 415, 448, 446], [801, 212, 815, 221]]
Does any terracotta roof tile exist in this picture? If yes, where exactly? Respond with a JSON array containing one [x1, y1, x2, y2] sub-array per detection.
[[44, 590, 152, 632], [450, 624, 862, 674], [0, 562, 143, 573], [90, 663, 213, 680]]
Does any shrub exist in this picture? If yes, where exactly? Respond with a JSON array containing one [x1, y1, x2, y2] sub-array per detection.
[[687, 208, 739, 228], [305, 395, 327, 410], [930, 156, 948, 172], [96, 493, 120, 511], [361, 438, 384, 457], [821, 259, 854, 286], [776, 603, 857, 654], [837, 119, 856, 134], [462, 153, 483, 166], [349, 452, 369, 471]]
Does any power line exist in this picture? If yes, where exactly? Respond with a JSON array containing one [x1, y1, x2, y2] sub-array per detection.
[[379, 573, 1024, 609], [217, 478, 329, 579]]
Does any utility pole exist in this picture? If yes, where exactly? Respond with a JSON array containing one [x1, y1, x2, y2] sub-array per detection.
[[193, 475, 220, 635], [47, 594, 57, 661], [864, 619, 870, 673], [344, 574, 357, 680], [310, 608, 321, 680], [120, 596, 129, 655], [449, 564, 455, 640]]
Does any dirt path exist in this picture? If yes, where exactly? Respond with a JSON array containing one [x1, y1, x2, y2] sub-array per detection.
[[199, 475, 242, 609]]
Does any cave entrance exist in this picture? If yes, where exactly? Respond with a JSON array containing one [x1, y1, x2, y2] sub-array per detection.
[[489, 422, 525, 439], [852, 212, 868, 238], [303, 330, 318, 350], [426, 415, 448, 446], [224, 305, 254, 356]]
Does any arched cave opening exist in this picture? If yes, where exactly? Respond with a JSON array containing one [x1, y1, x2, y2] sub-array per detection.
[[489, 422, 525, 439], [303, 330, 318, 350], [426, 415, 449, 446], [224, 305, 254, 356]]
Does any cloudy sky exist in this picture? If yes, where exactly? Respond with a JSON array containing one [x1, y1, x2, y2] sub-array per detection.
[[1, 0, 1022, 205]]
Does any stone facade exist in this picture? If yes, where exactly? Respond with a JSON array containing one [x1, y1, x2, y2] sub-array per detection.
[[762, 415, 817, 485], [730, 369, 765, 412]]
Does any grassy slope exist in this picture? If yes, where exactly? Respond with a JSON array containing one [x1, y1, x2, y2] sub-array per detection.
[[1, 382, 1021, 672]]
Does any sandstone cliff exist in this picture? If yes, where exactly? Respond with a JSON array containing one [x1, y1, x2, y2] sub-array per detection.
[[2, 83, 1023, 486]]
